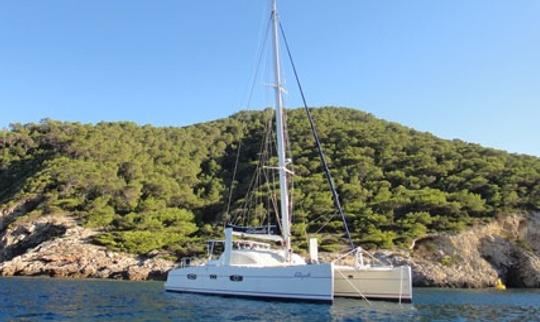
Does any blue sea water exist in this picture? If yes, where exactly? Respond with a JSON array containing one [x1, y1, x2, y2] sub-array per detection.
[[0, 277, 539, 322]]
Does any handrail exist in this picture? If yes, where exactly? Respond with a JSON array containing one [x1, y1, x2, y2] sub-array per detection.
[[331, 247, 389, 267], [179, 257, 194, 268], [359, 248, 388, 267]]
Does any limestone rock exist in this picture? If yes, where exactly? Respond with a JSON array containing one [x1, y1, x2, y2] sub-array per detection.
[[0, 215, 175, 280], [394, 212, 540, 288]]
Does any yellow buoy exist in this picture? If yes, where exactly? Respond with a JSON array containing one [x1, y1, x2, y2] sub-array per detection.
[[495, 278, 506, 290]]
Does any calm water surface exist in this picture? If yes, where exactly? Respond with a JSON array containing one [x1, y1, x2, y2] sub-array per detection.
[[1, 277, 539, 321]]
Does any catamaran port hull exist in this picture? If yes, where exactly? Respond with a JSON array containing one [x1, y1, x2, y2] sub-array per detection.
[[333, 265, 413, 302], [165, 263, 334, 303]]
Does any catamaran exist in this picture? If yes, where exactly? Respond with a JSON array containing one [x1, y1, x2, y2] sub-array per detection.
[[165, 0, 412, 303]]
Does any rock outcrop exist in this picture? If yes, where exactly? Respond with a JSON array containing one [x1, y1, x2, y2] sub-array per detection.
[[379, 212, 540, 288], [0, 215, 174, 280]]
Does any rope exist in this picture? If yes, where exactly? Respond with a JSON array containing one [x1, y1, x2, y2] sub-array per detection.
[[279, 22, 355, 250], [224, 141, 242, 227], [244, 14, 272, 109], [226, 14, 272, 227], [314, 213, 338, 235], [336, 269, 372, 305], [230, 110, 279, 228]]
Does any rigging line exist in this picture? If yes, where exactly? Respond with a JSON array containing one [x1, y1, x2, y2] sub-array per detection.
[[247, 15, 272, 108], [242, 135, 265, 204], [253, 114, 272, 225], [244, 163, 261, 226], [236, 110, 273, 226], [236, 160, 259, 224], [266, 112, 282, 231], [309, 212, 336, 228], [262, 158, 283, 233], [227, 14, 271, 227], [314, 213, 338, 235], [244, 13, 273, 108], [262, 113, 279, 227], [270, 125, 285, 231], [262, 116, 278, 228], [279, 22, 355, 250], [224, 141, 242, 227]]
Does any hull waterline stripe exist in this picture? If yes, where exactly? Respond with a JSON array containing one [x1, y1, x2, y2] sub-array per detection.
[[169, 273, 331, 280], [165, 286, 332, 300], [334, 294, 413, 303], [334, 291, 412, 297], [166, 288, 333, 304]]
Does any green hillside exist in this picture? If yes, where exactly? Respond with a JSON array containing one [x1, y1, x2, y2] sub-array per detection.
[[1, 107, 539, 257]]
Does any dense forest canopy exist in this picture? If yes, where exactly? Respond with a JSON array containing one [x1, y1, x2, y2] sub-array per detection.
[[1, 107, 539, 257]]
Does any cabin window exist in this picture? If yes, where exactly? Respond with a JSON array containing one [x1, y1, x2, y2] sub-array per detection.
[[229, 275, 243, 282], [187, 273, 197, 280], [210, 274, 217, 279]]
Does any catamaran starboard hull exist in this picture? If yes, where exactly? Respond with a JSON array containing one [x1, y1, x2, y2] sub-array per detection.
[[334, 265, 413, 302]]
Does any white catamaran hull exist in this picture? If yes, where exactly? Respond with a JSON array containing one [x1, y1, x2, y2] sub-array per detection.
[[165, 263, 334, 302], [334, 265, 413, 302]]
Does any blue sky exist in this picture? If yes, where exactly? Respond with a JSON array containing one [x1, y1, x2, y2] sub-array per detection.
[[1, 0, 539, 156]]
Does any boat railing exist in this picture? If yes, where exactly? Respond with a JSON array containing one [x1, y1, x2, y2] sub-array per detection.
[[332, 247, 390, 268], [233, 239, 271, 250], [179, 257, 194, 268], [206, 240, 223, 260]]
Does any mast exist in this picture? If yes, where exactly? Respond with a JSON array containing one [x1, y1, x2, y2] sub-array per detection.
[[271, 0, 291, 262]]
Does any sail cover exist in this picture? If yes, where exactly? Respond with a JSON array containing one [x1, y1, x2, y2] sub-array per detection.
[[227, 224, 283, 242]]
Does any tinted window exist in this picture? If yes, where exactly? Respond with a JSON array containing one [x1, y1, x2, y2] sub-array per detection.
[[210, 274, 217, 279], [230, 275, 243, 282], [187, 273, 197, 280]]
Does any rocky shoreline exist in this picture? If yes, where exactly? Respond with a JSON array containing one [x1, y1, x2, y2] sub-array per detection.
[[377, 211, 540, 288], [1, 207, 539, 287], [0, 215, 174, 281]]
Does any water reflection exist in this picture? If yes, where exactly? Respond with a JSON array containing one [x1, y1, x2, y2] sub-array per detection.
[[1, 277, 539, 321]]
